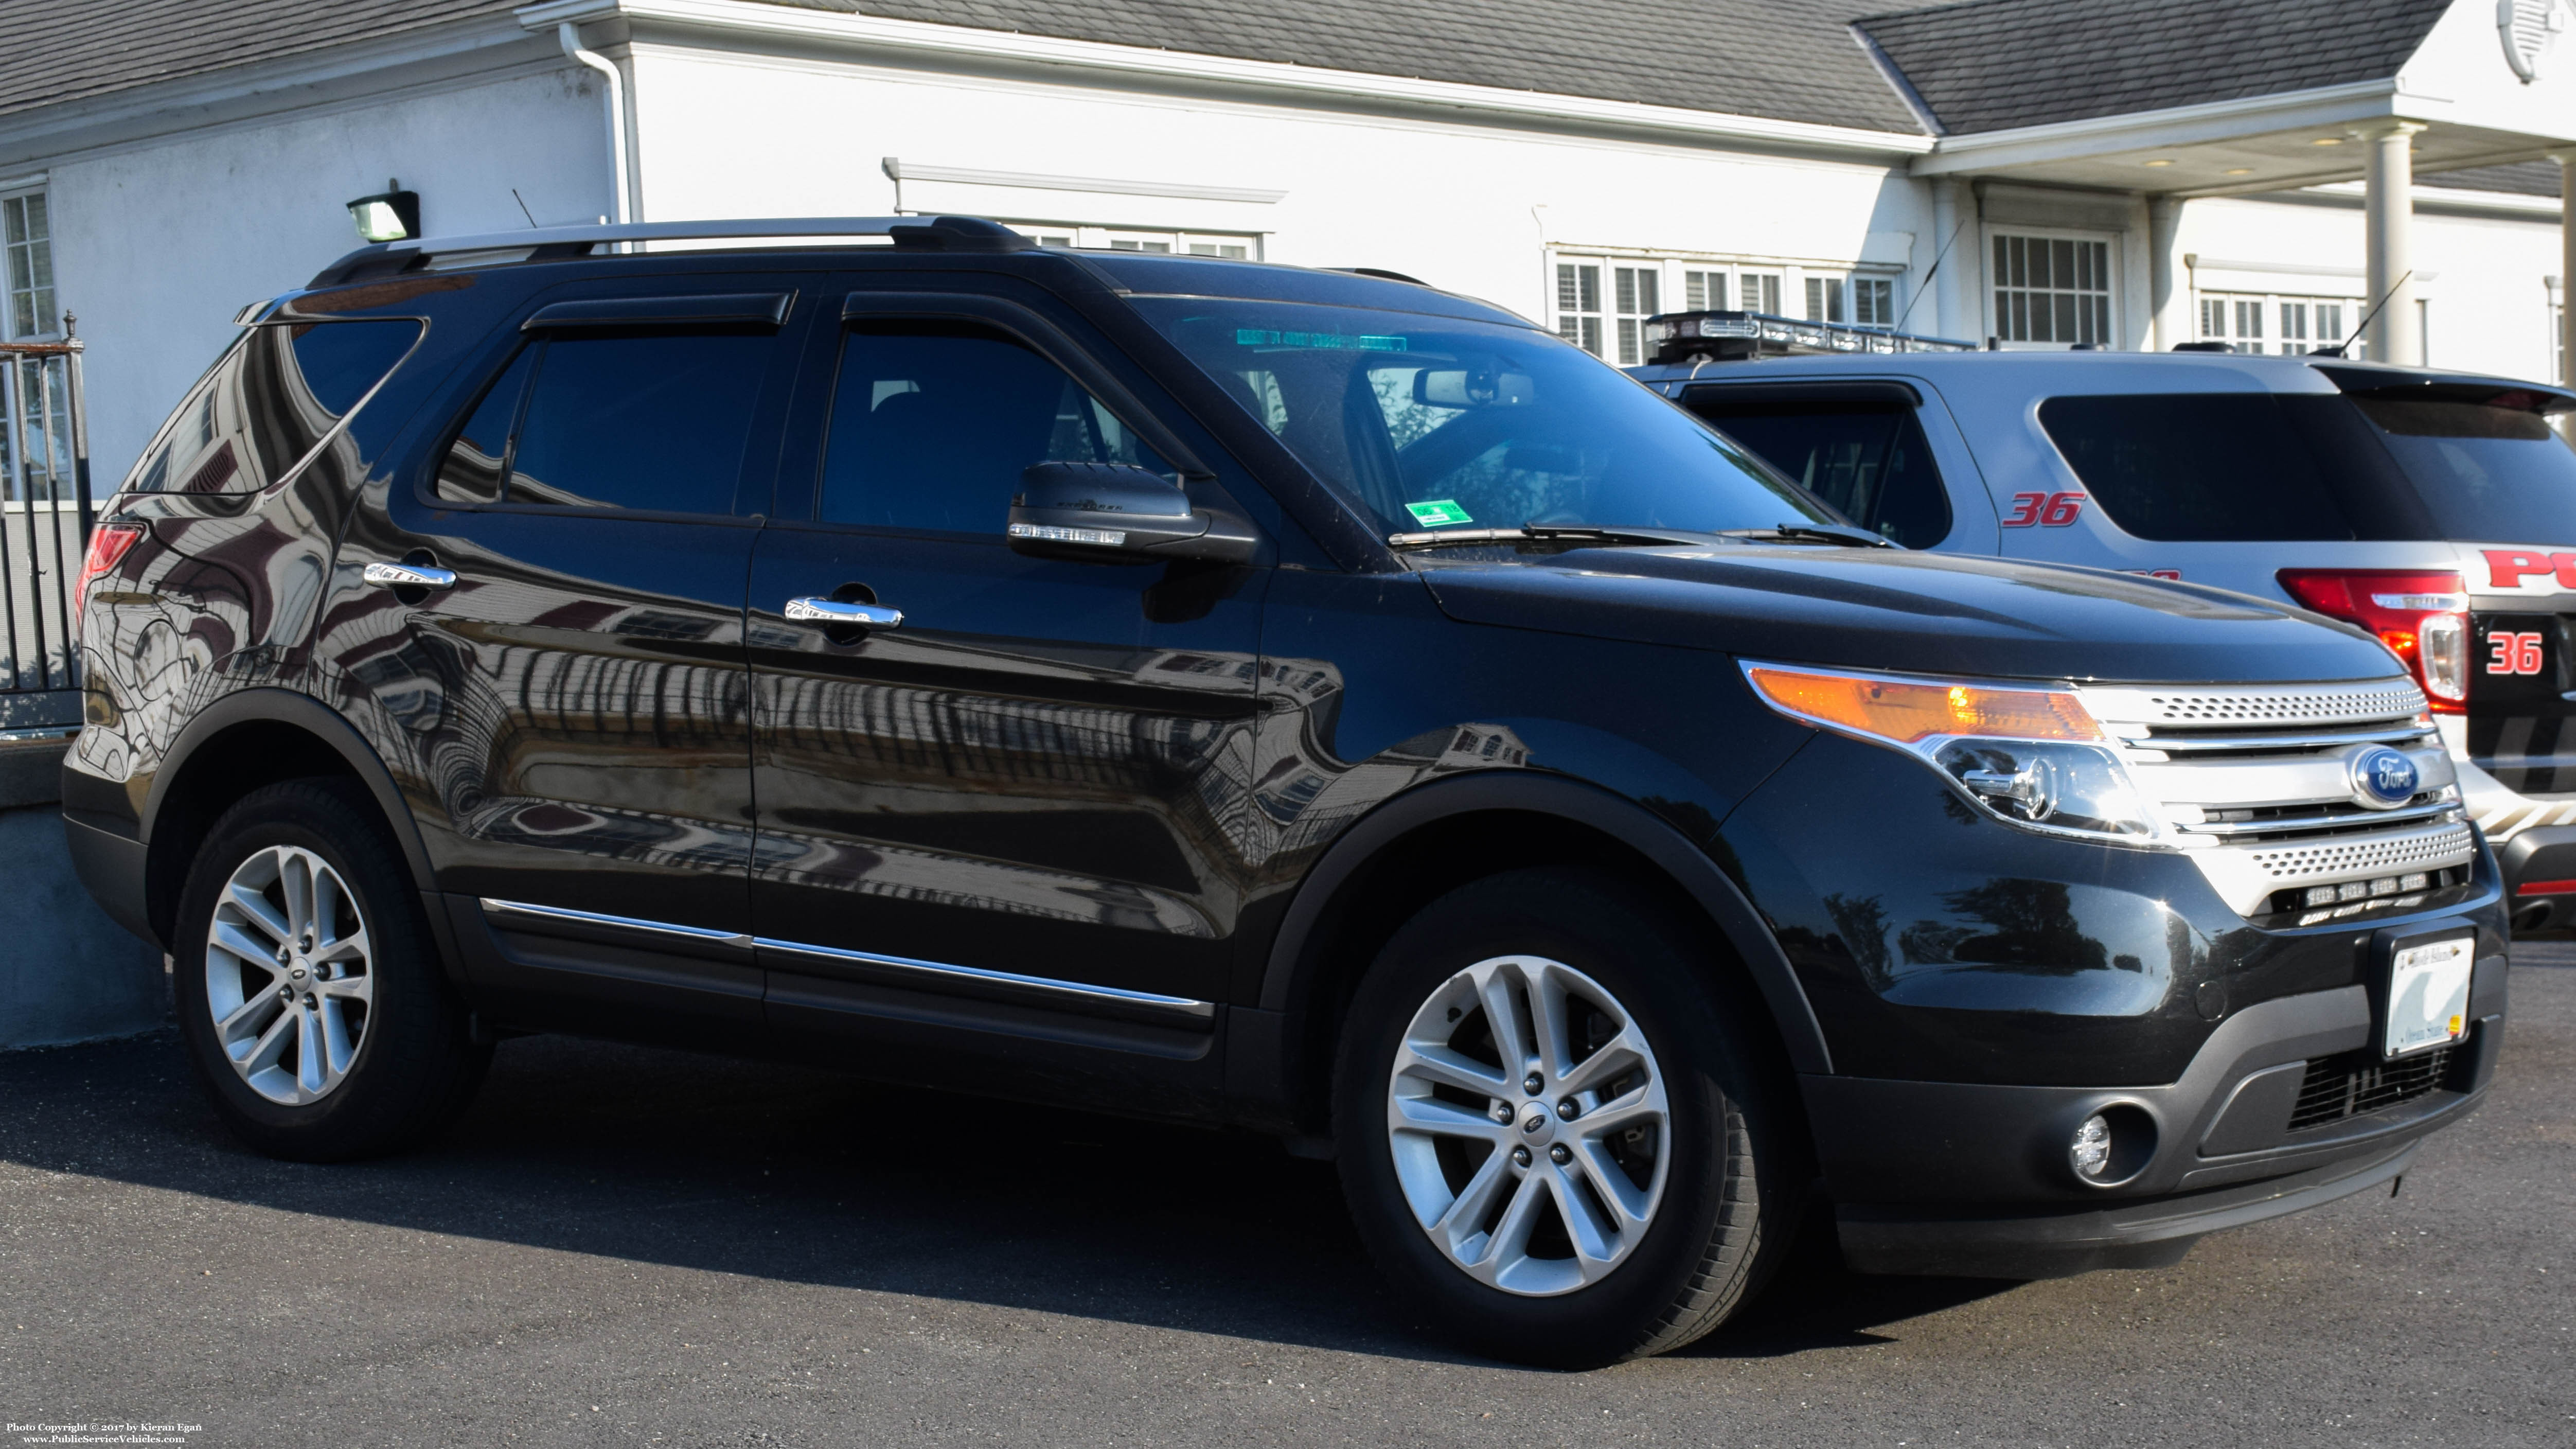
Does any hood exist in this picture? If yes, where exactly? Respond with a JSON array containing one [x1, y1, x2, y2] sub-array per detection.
[[1417, 545, 2401, 685]]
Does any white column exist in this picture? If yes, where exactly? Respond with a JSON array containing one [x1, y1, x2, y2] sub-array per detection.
[[2148, 196, 2187, 351], [2557, 150, 2576, 388], [1930, 180, 1963, 341], [2358, 120, 2426, 364]]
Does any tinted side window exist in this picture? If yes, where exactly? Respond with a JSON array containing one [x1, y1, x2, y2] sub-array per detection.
[[820, 320, 1167, 533], [435, 346, 536, 506], [284, 320, 419, 415], [2038, 394, 2383, 542], [127, 320, 420, 493], [1685, 399, 1952, 548], [493, 332, 771, 514]]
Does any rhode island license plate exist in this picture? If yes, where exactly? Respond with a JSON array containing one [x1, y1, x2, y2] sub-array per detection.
[[2386, 936, 2475, 1058]]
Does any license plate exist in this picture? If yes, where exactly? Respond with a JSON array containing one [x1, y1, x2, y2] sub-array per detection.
[[2386, 936, 2474, 1058]]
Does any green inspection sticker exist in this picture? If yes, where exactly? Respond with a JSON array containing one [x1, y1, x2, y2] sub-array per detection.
[[1405, 499, 1473, 527]]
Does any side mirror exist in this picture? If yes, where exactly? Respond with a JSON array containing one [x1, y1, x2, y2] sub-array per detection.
[[1008, 462, 1256, 566]]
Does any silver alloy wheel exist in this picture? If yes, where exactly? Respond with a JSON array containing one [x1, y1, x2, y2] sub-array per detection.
[[1385, 955, 1672, 1297], [203, 845, 375, 1106]]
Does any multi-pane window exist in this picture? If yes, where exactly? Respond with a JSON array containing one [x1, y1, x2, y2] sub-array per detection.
[[1556, 262, 1603, 356], [3, 190, 54, 339], [1006, 224, 1256, 258], [1612, 265, 1660, 365], [1681, 268, 1783, 315], [1992, 233, 2111, 346], [1555, 257, 1868, 356], [1854, 277, 1895, 327], [1800, 275, 1896, 327], [2198, 292, 2347, 355]]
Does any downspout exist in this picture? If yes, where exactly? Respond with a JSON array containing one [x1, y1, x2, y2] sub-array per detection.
[[559, 22, 632, 225]]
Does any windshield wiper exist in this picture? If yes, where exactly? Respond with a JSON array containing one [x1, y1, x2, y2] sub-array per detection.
[[1385, 524, 1705, 551], [1717, 523, 1896, 549]]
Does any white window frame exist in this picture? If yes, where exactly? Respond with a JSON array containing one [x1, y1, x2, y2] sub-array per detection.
[[1549, 251, 1895, 364], [1985, 227, 2118, 349], [2194, 289, 2351, 357], [1002, 222, 1263, 259], [1, 182, 55, 342]]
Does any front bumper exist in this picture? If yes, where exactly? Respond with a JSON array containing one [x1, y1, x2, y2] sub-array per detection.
[[1802, 946, 2506, 1278]]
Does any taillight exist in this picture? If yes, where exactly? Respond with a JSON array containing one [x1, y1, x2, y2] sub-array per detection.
[[2278, 569, 2470, 713], [74, 522, 146, 629]]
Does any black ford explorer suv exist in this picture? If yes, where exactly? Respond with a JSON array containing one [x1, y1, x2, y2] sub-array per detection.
[[64, 216, 2506, 1367]]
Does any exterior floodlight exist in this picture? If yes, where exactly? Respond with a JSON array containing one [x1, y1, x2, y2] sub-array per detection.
[[346, 181, 420, 243]]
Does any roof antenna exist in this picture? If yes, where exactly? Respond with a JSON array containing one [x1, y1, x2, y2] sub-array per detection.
[[2317, 270, 2411, 358], [1892, 215, 1968, 333], [511, 188, 538, 228]]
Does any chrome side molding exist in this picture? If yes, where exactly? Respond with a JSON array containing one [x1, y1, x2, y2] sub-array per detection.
[[478, 897, 753, 950], [754, 935, 1215, 1023], [474, 897, 1214, 1024]]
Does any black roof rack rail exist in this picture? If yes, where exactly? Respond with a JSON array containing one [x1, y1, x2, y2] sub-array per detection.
[[307, 214, 1033, 287], [1642, 309, 1976, 365]]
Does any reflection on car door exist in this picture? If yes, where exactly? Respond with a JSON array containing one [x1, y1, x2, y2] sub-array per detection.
[[745, 286, 1268, 1063], [345, 282, 806, 1033]]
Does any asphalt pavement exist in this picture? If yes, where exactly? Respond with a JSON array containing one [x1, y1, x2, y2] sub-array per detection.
[[2, 949, 2570, 1448]]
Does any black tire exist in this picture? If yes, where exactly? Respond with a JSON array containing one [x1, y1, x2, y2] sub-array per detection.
[[1332, 866, 1801, 1368], [172, 777, 488, 1161]]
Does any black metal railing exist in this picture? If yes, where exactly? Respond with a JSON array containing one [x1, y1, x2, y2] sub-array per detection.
[[1, 327, 92, 735]]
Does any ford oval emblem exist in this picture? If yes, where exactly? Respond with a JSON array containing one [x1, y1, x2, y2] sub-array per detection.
[[2351, 746, 2420, 808]]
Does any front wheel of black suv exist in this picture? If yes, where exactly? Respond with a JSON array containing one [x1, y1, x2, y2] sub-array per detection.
[[1333, 867, 1800, 1367], [173, 778, 489, 1162]]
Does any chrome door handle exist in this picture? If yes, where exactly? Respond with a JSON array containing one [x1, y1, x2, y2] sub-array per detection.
[[785, 596, 902, 629], [363, 561, 457, 590]]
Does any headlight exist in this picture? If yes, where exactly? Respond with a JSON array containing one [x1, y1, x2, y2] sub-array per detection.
[[1742, 662, 2158, 843]]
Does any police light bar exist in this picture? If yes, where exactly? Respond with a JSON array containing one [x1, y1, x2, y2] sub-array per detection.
[[1641, 310, 1976, 366]]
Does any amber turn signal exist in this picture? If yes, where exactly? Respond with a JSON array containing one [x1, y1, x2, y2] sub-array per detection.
[[1743, 665, 2102, 745]]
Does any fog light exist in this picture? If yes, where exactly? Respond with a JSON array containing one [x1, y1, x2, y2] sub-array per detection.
[[2401, 872, 2430, 891], [2303, 886, 2338, 907], [2071, 1114, 2112, 1179]]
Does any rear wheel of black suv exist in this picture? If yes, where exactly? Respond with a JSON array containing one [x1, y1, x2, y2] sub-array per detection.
[[173, 779, 489, 1161], [1333, 867, 1800, 1368]]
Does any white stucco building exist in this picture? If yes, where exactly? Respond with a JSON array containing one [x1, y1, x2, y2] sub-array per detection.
[[4, 0, 2575, 490]]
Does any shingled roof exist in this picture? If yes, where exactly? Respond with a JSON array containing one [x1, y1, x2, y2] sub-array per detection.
[[1855, 0, 2453, 135], [0, 0, 520, 121], [0, 0, 1927, 135], [2422, 160, 2563, 197], [760, 0, 1926, 131]]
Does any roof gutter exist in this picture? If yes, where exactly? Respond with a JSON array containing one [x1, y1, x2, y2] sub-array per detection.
[[557, 21, 633, 225], [513, 0, 1933, 158], [1911, 79, 2405, 176]]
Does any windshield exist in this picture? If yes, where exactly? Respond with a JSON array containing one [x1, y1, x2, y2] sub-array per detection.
[[1130, 298, 1835, 538]]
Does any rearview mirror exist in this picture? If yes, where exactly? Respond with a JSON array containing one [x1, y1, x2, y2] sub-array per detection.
[[1007, 462, 1256, 565], [1413, 367, 1535, 409]]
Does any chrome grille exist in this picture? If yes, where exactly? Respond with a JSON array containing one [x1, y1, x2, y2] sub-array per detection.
[[2076, 678, 2474, 917], [2095, 682, 2429, 729]]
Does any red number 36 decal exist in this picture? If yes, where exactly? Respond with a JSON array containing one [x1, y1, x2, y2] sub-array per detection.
[[2003, 491, 2086, 527], [2489, 631, 2545, 676]]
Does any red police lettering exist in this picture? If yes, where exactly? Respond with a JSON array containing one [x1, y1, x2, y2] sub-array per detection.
[[2484, 550, 2561, 588]]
